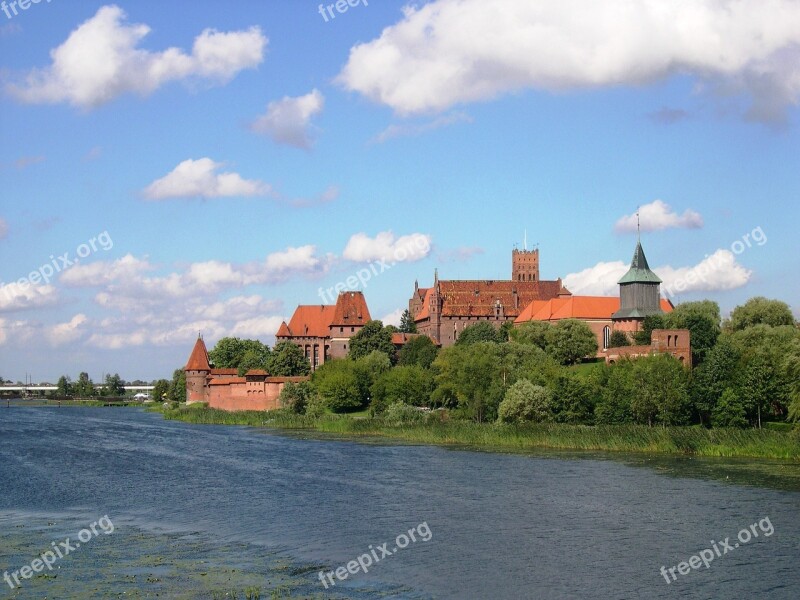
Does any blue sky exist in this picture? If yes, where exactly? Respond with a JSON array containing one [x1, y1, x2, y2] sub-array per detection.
[[1, 0, 798, 382]]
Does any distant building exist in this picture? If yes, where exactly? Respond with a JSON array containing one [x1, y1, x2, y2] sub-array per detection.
[[184, 336, 306, 410], [275, 291, 371, 370], [409, 249, 567, 347], [515, 237, 690, 364]]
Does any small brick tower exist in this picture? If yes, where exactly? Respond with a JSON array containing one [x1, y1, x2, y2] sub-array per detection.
[[512, 233, 539, 282], [184, 334, 210, 404]]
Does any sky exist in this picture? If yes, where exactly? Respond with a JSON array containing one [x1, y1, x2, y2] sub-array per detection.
[[0, 0, 798, 383]]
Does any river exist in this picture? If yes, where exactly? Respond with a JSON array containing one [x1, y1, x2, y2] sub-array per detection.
[[1, 407, 798, 599]]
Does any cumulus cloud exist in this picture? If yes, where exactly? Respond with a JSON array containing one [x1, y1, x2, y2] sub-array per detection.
[[337, 0, 800, 123], [143, 158, 270, 200], [48, 314, 88, 346], [250, 89, 324, 149], [564, 250, 752, 297], [343, 231, 432, 263], [370, 111, 473, 144], [60, 254, 153, 286], [381, 308, 404, 327], [0, 282, 59, 312], [0, 218, 7, 240], [615, 200, 703, 233], [6, 5, 266, 108]]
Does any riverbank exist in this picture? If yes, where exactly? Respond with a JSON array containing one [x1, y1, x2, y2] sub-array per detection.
[[156, 406, 800, 460]]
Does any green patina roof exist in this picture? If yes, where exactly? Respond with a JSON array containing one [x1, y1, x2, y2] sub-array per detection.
[[618, 241, 662, 285]]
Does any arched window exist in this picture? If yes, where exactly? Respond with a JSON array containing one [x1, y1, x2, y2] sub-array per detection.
[[603, 326, 611, 349]]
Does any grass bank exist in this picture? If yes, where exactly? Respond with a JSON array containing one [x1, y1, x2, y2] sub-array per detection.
[[156, 405, 800, 461]]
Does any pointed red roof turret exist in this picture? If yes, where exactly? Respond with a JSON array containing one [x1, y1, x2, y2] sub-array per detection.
[[276, 321, 291, 338], [185, 335, 210, 371]]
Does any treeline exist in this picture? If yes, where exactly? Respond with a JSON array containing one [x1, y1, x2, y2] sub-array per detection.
[[269, 297, 799, 429]]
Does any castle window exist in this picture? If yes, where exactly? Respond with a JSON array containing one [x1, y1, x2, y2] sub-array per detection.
[[603, 326, 611, 349]]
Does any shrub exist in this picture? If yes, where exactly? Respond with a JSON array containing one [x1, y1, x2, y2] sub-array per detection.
[[497, 380, 553, 424]]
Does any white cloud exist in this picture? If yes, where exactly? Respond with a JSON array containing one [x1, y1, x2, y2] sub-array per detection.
[[564, 250, 752, 297], [60, 254, 153, 286], [0, 218, 7, 240], [250, 89, 324, 149], [370, 111, 473, 144], [14, 156, 45, 169], [143, 158, 270, 200], [343, 231, 432, 263], [6, 6, 267, 108], [48, 314, 88, 346], [337, 0, 800, 123], [0, 282, 59, 312], [0, 317, 31, 347], [615, 200, 703, 233], [381, 308, 404, 327]]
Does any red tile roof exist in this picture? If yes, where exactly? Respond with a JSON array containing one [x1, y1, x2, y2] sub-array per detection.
[[515, 296, 674, 323], [245, 369, 268, 376], [282, 305, 337, 338], [276, 321, 291, 338], [185, 337, 210, 371], [331, 291, 371, 326], [392, 332, 422, 345], [208, 377, 246, 385], [209, 368, 239, 376], [416, 280, 565, 320]]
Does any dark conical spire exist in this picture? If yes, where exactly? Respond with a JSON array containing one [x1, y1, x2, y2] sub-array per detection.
[[618, 240, 662, 284]]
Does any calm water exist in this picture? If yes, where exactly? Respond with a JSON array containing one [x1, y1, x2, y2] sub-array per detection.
[[1, 407, 799, 599]]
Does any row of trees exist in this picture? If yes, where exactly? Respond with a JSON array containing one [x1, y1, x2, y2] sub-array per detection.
[[56, 373, 126, 398], [274, 297, 799, 429]]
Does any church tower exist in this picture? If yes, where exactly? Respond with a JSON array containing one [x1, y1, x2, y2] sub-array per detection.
[[611, 239, 663, 331], [512, 248, 539, 282]]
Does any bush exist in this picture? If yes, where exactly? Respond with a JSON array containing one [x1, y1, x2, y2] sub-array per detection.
[[278, 381, 313, 414], [497, 380, 553, 424], [712, 388, 748, 428], [383, 402, 426, 425]]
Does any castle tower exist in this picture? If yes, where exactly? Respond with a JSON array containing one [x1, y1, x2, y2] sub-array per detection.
[[512, 248, 539, 282], [611, 239, 663, 331], [184, 334, 211, 404], [429, 268, 442, 344]]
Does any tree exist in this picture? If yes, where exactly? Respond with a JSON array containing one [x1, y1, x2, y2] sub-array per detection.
[[433, 342, 504, 422], [551, 374, 595, 424], [208, 337, 270, 371], [370, 366, 434, 413], [101, 373, 125, 397], [398, 335, 438, 369], [56, 375, 73, 398], [666, 301, 721, 365], [169, 368, 186, 403], [74, 372, 96, 398], [607, 330, 631, 348], [712, 389, 748, 428], [689, 336, 740, 425], [455, 321, 503, 345], [152, 379, 171, 403], [545, 319, 598, 365], [509, 321, 550, 350], [312, 359, 364, 412], [633, 314, 666, 345], [267, 341, 311, 376], [630, 354, 690, 427], [786, 340, 800, 424], [348, 320, 396, 361], [399, 309, 418, 333], [497, 380, 553, 424], [595, 361, 634, 424], [728, 297, 795, 331], [279, 381, 314, 414]]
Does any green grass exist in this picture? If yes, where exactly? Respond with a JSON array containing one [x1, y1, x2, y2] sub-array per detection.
[[157, 406, 800, 461]]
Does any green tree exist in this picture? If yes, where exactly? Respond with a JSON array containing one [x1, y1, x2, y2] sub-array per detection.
[[433, 342, 504, 422], [631, 354, 690, 426], [312, 359, 364, 412], [666, 301, 721, 364], [74, 372, 96, 398], [168, 368, 186, 403], [56, 375, 73, 397], [497, 380, 553, 424], [633, 314, 666, 345], [370, 366, 434, 413], [455, 321, 503, 345], [785, 340, 800, 424], [551, 373, 595, 424], [595, 361, 635, 424], [152, 379, 170, 403], [348, 320, 396, 361], [267, 341, 311, 376], [509, 321, 550, 350], [101, 373, 125, 397], [398, 335, 438, 369], [728, 297, 795, 331], [278, 381, 314, 414], [208, 337, 271, 370], [711, 388, 748, 428], [399, 309, 418, 333], [545, 319, 598, 365], [607, 330, 631, 348], [689, 336, 740, 425]]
